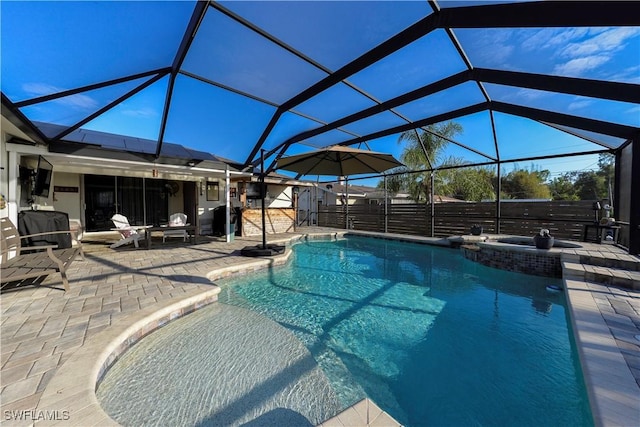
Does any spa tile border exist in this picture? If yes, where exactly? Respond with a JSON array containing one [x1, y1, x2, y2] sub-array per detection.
[[464, 241, 563, 277]]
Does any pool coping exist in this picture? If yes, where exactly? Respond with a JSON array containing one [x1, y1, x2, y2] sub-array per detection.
[[34, 246, 299, 426], [33, 233, 369, 426], [32, 230, 637, 426], [563, 263, 640, 427], [35, 288, 222, 426]]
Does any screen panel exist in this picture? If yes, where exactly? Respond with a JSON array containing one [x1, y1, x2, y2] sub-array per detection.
[[455, 27, 640, 84], [220, 0, 431, 71], [83, 76, 170, 142], [341, 111, 410, 137], [296, 129, 359, 149], [436, 111, 498, 160], [493, 112, 607, 161], [182, 8, 328, 105], [539, 122, 626, 149], [1, 1, 193, 101], [485, 83, 640, 127], [294, 83, 377, 124], [164, 75, 277, 163], [394, 81, 486, 122], [20, 76, 155, 129], [262, 112, 324, 152], [348, 29, 469, 102]]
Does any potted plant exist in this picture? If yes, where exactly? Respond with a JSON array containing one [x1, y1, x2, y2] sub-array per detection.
[[470, 224, 483, 236], [533, 228, 554, 249]]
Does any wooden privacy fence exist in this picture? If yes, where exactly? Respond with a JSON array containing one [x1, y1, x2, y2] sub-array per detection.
[[317, 200, 596, 241]]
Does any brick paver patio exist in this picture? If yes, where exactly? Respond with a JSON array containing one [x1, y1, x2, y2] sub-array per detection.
[[1, 229, 638, 426]]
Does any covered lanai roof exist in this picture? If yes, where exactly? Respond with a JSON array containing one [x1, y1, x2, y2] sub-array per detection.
[[1, 1, 639, 176]]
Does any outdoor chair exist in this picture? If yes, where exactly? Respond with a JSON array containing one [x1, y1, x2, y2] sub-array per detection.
[[1, 217, 83, 292], [110, 214, 147, 249], [163, 213, 189, 243]]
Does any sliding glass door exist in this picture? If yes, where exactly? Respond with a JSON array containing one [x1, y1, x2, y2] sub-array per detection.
[[84, 175, 169, 231], [84, 175, 116, 231], [118, 177, 145, 226], [145, 179, 169, 227]]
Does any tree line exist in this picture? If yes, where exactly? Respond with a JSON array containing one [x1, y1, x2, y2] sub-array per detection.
[[378, 122, 614, 202]]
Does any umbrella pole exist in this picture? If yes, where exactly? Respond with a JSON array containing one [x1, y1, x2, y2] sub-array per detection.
[[261, 149, 267, 249], [384, 174, 388, 233], [239, 148, 285, 257], [345, 176, 349, 229]]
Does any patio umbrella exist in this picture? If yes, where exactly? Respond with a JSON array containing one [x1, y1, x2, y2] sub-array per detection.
[[277, 145, 404, 229], [276, 145, 403, 177], [241, 146, 402, 257]]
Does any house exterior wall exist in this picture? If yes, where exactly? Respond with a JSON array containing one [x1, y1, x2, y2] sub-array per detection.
[[1, 115, 246, 238], [198, 179, 229, 235], [1, 149, 232, 235], [168, 181, 184, 216], [51, 172, 82, 223]]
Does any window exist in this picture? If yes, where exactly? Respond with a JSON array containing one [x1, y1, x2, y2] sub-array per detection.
[[206, 182, 219, 201]]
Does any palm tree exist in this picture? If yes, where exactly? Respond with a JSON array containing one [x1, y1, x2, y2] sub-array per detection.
[[385, 122, 463, 202]]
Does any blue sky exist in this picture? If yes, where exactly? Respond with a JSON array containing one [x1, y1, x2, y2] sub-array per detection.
[[1, 1, 638, 184]]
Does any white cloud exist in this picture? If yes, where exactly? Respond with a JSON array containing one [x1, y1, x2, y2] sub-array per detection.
[[546, 28, 591, 48], [604, 64, 640, 84], [553, 55, 609, 77], [513, 87, 547, 102], [23, 82, 61, 96], [560, 27, 640, 59], [521, 28, 589, 51], [22, 82, 98, 110], [121, 107, 157, 118], [549, 28, 640, 78], [567, 99, 593, 111], [518, 27, 640, 78], [469, 29, 515, 67]]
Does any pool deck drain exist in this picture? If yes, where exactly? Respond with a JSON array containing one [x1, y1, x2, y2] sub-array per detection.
[[1, 228, 638, 426]]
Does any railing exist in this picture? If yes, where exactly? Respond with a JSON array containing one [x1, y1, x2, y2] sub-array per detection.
[[318, 200, 602, 241]]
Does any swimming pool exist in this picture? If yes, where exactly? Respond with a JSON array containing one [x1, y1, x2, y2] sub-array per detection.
[[97, 236, 592, 426]]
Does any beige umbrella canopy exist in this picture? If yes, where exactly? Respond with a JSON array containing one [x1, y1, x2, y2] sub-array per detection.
[[243, 144, 401, 257], [277, 145, 403, 231], [276, 145, 403, 177]]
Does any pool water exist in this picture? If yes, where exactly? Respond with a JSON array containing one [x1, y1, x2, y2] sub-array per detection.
[[97, 303, 342, 426], [98, 236, 593, 426]]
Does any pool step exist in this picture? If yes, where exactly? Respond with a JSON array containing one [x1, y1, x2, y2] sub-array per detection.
[[317, 398, 401, 427], [568, 250, 640, 272], [562, 254, 640, 291]]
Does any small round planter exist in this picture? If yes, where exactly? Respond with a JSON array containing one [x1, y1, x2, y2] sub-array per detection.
[[470, 226, 483, 236], [533, 235, 554, 249]]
